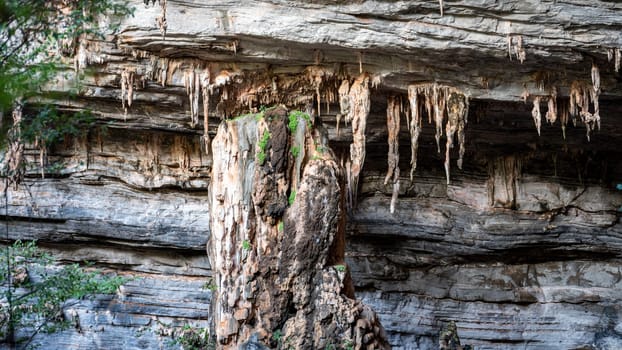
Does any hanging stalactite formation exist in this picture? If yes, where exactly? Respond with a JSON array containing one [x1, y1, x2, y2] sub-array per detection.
[[120, 67, 136, 114], [507, 35, 526, 63], [344, 73, 371, 210], [407, 84, 469, 185], [531, 96, 542, 136], [407, 85, 423, 181], [569, 80, 600, 141], [385, 95, 401, 213], [200, 70, 211, 153], [184, 68, 201, 127]]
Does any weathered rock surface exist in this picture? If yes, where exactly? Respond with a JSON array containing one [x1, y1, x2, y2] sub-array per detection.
[[208, 108, 388, 349], [2, 0, 622, 349]]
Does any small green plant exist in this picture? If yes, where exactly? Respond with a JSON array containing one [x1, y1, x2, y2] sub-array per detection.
[[46, 161, 66, 175], [277, 221, 284, 232], [334, 264, 347, 272], [242, 240, 252, 251], [173, 324, 215, 350], [291, 146, 300, 158], [256, 130, 271, 165], [202, 281, 217, 292], [272, 329, 282, 342], [288, 111, 312, 133], [325, 342, 336, 350], [343, 339, 354, 350], [288, 191, 296, 206]]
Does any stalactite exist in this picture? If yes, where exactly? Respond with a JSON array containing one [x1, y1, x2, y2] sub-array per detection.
[[407, 85, 422, 181], [457, 96, 468, 170], [615, 48, 621, 73], [531, 96, 542, 136], [407, 84, 468, 182], [439, 0, 444, 16], [337, 79, 350, 135], [445, 92, 467, 184], [305, 66, 334, 119], [545, 87, 557, 125], [184, 68, 201, 127], [200, 70, 211, 153], [559, 99, 569, 140], [358, 52, 363, 74], [521, 85, 530, 103], [120, 67, 136, 114], [155, 58, 182, 87], [569, 80, 600, 140], [385, 96, 400, 213], [156, 0, 167, 39], [591, 63, 600, 95], [347, 73, 370, 210], [507, 35, 526, 63], [432, 84, 446, 153]]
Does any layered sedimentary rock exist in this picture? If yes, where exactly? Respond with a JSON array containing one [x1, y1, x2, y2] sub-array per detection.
[[2, 0, 622, 349]]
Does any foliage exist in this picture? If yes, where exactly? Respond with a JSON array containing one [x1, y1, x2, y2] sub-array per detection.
[[21, 106, 94, 146], [272, 329, 282, 342], [290, 146, 300, 159], [172, 324, 215, 350], [0, 0, 134, 112], [288, 191, 296, 206], [287, 111, 312, 133], [0, 1, 133, 180], [277, 221, 284, 232], [334, 264, 346, 272], [202, 280, 217, 292], [256, 130, 270, 165], [242, 240, 251, 251], [0, 240, 127, 348]]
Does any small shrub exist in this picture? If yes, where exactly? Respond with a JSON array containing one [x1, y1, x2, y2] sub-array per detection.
[[173, 324, 215, 350], [288, 111, 312, 133], [291, 146, 300, 158], [242, 240, 252, 251], [277, 221, 284, 232], [288, 191, 296, 206], [334, 264, 346, 272], [256, 130, 271, 165]]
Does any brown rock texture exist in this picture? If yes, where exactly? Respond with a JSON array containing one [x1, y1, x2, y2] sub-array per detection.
[[209, 107, 388, 349]]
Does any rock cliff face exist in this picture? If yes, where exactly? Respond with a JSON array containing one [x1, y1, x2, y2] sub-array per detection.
[[2, 0, 622, 349]]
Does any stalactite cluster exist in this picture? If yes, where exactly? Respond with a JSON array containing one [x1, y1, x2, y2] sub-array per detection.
[[524, 62, 600, 140], [73, 37, 103, 72], [569, 80, 600, 141], [407, 84, 468, 185]]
